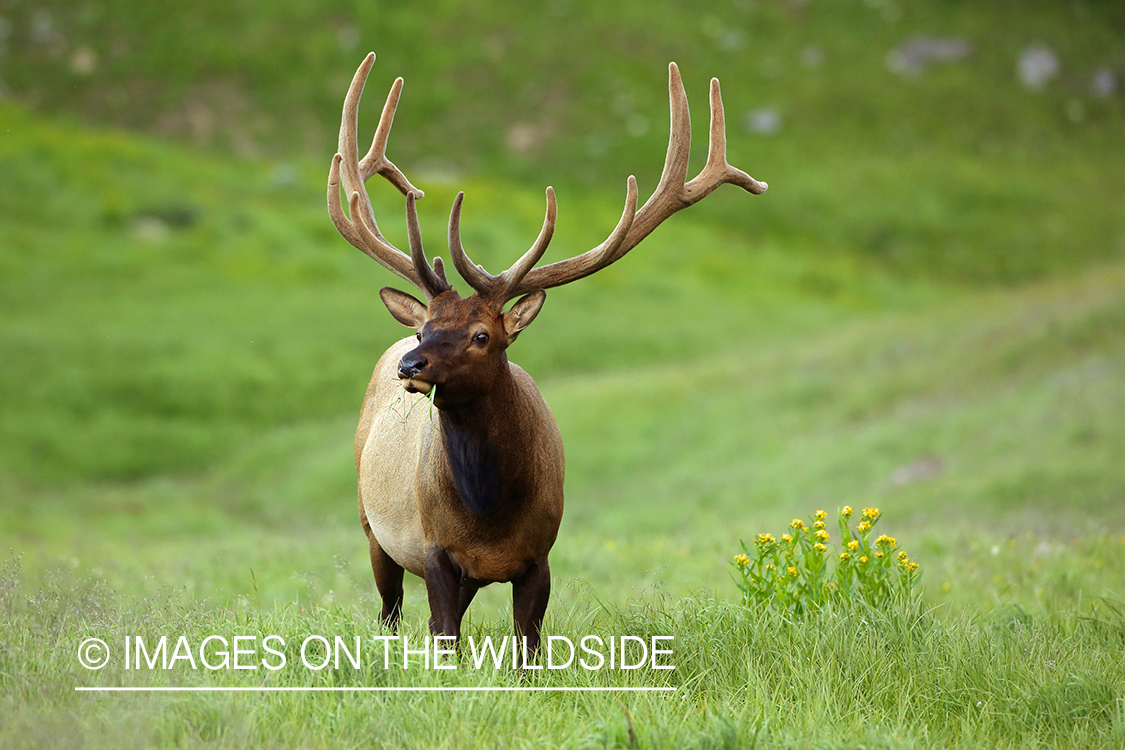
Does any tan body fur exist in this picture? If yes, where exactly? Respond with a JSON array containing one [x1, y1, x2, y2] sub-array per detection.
[[356, 336, 563, 586]]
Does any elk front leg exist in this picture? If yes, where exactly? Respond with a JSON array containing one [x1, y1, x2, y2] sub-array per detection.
[[361, 507, 404, 630], [512, 559, 551, 660], [424, 547, 463, 642]]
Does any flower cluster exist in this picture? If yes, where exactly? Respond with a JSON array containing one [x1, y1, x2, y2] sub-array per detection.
[[732, 506, 922, 612]]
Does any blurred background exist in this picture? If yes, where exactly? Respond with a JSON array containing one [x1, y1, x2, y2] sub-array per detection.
[[1, 0, 1123, 607]]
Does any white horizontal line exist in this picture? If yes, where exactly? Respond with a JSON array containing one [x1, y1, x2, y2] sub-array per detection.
[[76, 686, 676, 693]]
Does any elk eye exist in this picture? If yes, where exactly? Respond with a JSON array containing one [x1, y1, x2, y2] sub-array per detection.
[[473, 332, 489, 345], [415, 331, 422, 342]]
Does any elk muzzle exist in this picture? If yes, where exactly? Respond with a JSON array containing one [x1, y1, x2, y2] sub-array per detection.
[[398, 350, 434, 394]]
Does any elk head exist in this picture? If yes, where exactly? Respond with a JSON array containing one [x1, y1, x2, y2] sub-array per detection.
[[328, 53, 767, 408], [372, 188, 560, 410]]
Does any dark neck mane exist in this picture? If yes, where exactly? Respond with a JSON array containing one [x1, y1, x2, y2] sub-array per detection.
[[440, 415, 502, 515], [438, 372, 523, 516]]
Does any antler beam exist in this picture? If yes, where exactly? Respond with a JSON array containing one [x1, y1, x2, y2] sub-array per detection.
[[505, 62, 767, 299]]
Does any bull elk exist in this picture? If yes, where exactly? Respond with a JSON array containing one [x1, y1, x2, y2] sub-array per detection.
[[328, 53, 766, 657]]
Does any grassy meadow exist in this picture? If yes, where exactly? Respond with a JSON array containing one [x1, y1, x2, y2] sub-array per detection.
[[2, 1, 1125, 747]]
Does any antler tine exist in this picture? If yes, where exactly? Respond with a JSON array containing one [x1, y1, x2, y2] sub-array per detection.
[[685, 77, 768, 200], [330, 53, 446, 296], [447, 192, 496, 296], [510, 176, 638, 297], [649, 61, 692, 211], [359, 75, 425, 198], [327, 154, 365, 254], [493, 187, 557, 299], [337, 53, 384, 242], [406, 192, 452, 298], [431, 256, 449, 287]]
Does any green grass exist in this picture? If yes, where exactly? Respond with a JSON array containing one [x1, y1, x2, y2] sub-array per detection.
[[2, 1, 1125, 746], [3, 554, 1124, 749]]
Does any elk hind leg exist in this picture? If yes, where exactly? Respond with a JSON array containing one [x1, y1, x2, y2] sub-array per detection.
[[457, 584, 479, 621], [360, 505, 404, 630]]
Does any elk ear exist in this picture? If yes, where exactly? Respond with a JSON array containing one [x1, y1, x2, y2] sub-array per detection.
[[379, 287, 428, 329], [503, 290, 546, 344]]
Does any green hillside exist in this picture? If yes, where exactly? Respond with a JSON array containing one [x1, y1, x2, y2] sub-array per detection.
[[6, 0, 1124, 281]]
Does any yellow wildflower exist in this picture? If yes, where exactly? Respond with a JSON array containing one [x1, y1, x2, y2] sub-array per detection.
[[815, 509, 827, 520], [874, 550, 884, 559], [862, 507, 880, 520], [908, 562, 920, 573], [756, 533, 776, 547], [876, 534, 896, 547], [781, 533, 793, 543], [859, 556, 869, 564], [857, 521, 872, 533], [733, 553, 750, 567], [897, 550, 908, 560], [787, 566, 798, 577], [814, 543, 828, 553], [841, 506, 853, 518], [816, 530, 830, 542], [814, 520, 826, 530], [839, 552, 850, 563], [789, 519, 807, 531], [847, 539, 859, 551]]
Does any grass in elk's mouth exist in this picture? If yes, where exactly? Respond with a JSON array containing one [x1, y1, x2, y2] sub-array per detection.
[[386, 383, 438, 424]]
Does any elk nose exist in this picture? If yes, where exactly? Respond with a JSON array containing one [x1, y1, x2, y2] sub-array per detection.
[[398, 352, 428, 379]]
